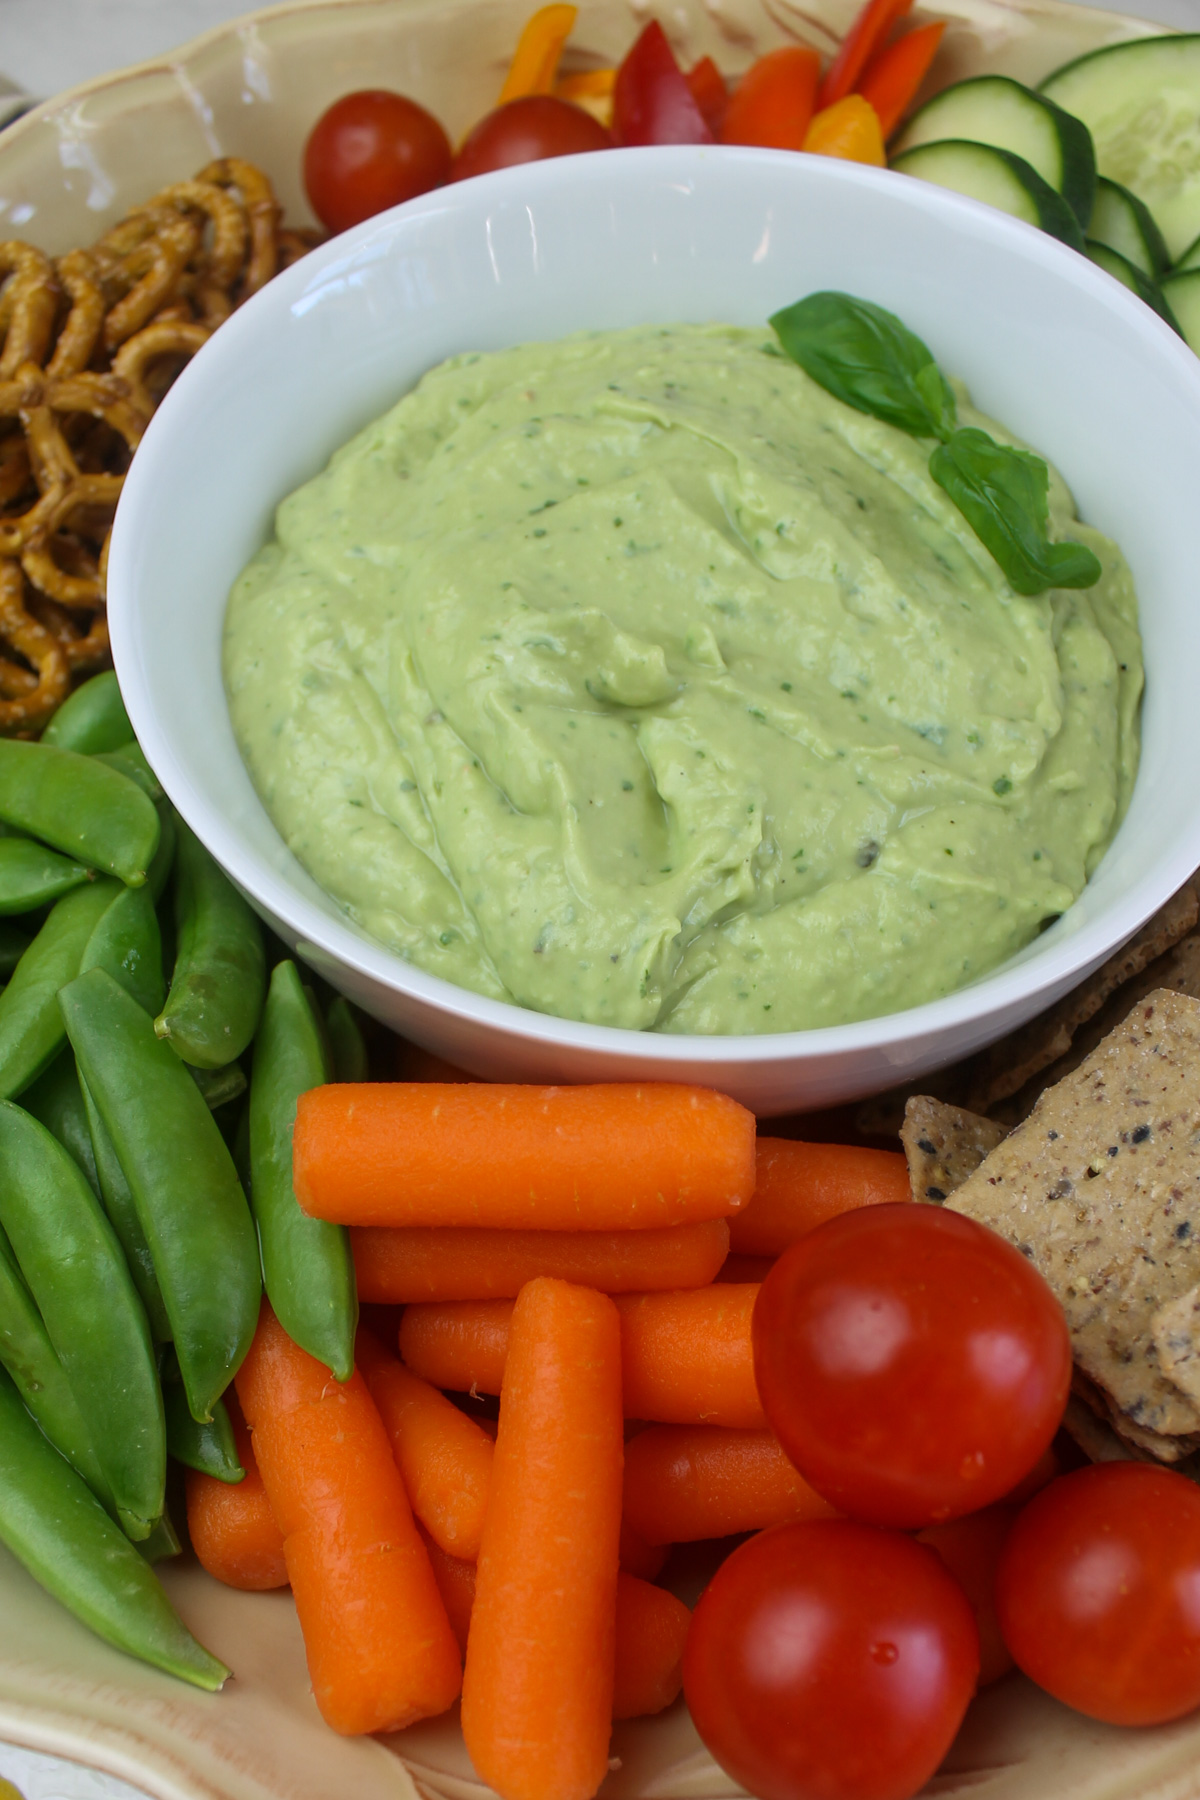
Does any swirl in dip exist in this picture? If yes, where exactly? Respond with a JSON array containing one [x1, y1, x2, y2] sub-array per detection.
[[223, 323, 1141, 1034]]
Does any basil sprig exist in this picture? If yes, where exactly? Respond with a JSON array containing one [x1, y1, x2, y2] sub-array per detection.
[[769, 292, 1101, 597]]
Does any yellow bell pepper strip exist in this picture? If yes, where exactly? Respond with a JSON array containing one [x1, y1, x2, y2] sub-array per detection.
[[499, 5, 578, 104], [556, 67, 616, 130], [802, 93, 886, 165]]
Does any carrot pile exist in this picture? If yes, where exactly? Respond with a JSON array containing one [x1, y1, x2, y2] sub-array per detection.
[[186, 1075, 914, 1796]]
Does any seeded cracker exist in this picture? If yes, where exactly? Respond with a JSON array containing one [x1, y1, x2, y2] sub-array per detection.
[[901, 1097, 1006, 1202], [964, 881, 1199, 1112], [947, 990, 1200, 1456]]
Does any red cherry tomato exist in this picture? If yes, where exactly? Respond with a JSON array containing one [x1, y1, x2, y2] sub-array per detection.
[[752, 1203, 1071, 1529], [452, 96, 611, 182], [304, 90, 452, 235], [996, 1462, 1200, 1725], [683, 1519, 980, 1800], [918, 1504, 1017, 1688]]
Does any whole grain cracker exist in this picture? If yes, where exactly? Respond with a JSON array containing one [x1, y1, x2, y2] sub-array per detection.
[[900, 1096, 1006, 1203], [948, 989, 1200, 1452], [964, 881, 1199, 1113]]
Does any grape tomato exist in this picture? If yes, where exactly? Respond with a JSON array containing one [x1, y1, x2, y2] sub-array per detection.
[[452, 96, 611, 181], [752, 1203, 1071, 1529], [683, 1519, 980, 1800], [303, 90, 452, 235]]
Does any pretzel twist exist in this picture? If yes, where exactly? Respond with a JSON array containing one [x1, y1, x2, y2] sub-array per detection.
[[0, 558, 70, 731]]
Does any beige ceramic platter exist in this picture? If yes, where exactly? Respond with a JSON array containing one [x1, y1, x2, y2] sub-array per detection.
[[0, 0, 1194, 1796]]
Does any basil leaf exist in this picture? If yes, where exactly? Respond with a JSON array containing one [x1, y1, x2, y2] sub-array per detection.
[[770, 291, 956, 442], [929, 428, 1102, 596]]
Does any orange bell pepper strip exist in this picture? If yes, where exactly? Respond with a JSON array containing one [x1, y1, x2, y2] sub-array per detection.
[[803, 94, 886, 165], [719, 46, 820, 150], [855, 19, 946, 138], [499, 4, 578, 104], [686, 56, 729, 134], [817, 0, 912, 110]]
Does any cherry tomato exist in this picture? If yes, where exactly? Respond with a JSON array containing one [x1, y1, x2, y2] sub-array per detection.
[[683, 1519, 980, 1800], [304, 90, 452, 235], [752, 1203, 1071, 1529], [918, 1504, 1017, 1687], [452, 96, 611, 182], [996, 1462, 1200, 1725]]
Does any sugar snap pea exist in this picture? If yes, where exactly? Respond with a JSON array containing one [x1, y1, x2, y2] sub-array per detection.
[[0, 1103, 165, 1539], [0, 921, 31, 980], [79, 1078, 172, 1343], [156, 819, 265, 1068], [138, 1507, 182, 1563], [0, 740, 160, 886], [0, 838, 91, 914], [326, 994, 369, 1082], [40, 671, 133, 756], [250, 961, 357, 1382], [62, 968, 261, 1424], [80, 883, 166, 1017], [163, 1384, 244, 1483], [22, 1051, 101, 1195], [0, 1364, 227, 1688], [0, 878, 121, 1101], [0, 1223, 114, 1509], [95, 742, 163, 802]]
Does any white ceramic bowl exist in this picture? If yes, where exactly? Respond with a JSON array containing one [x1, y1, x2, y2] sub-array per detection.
[[107, 145, 1200, 1114]]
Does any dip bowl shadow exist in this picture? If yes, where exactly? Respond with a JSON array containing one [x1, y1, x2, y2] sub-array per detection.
[[108, 146, 1200, 1114]]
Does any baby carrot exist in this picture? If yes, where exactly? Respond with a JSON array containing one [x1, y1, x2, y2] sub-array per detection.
[[402, 1287, 764, 1428], [294, 1084, 755, 1230], [613, 1573, 691, 1719], [353, 1217, 730, 1302], [235, 1304, 461, 1735], [624, 1425, 837, 1543], [356, 1326, 493, 1561], [461, 1278, 623, 1800], [420, 1532, 684, 1719], [185, 1395, 288, 1592], [401, 1299, 512, 1394], [728, 1139, 910, 1256]]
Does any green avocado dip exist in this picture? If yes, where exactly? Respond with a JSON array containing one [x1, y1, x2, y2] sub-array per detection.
[[223, 323, 1142, 1035]]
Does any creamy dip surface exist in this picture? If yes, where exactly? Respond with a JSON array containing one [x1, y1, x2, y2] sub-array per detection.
[[224, 323, 1142, 1035]]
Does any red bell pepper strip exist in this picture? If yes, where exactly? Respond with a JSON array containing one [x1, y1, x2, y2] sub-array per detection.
[[686, 56, 729, 134], [854, 19, 946, 138], [613, 20, 714, 145], [719, 45, 821, 149], [817, 0, 912, 111]]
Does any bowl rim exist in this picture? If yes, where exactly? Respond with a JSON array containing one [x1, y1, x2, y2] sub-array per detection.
[[108, 142, 1200, 1065]]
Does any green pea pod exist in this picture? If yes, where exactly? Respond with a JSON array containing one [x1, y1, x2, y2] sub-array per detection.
[[156, 819, 266, 1069], [0, 741, 160, 887], [0, 921, 31, 979], [138, 1506, 182, 1564], [0, 878, 121, 1101], [61, 968, 261, 1424], [79, 1077, 172, 1343], [0, 1102, 165, 1538], [0, 1223, 114, 1510], [80, 884, 166, 1017], [164, 1385, 244, 1483], [0, 1364, 228, 1689], [94, 743, 164, 802], [0, 838, 92, 915], [22, 1051, 101, 1195], [326, 994, 369, 1082], [146, 799, 176, 907], [190, 1061, 248, 1111], [40, 671, 133, 756], [250, 961, 357, 1383]]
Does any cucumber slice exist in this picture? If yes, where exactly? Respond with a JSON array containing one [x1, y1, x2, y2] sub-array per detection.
[[892, 75, 1096, 227], [1085, 239, 1180, 329], [1089, 175, 1171, 277], [890, 140, 1087, 251], [1161, 268, 1200, 351], [1041, 36, 1200, 264]]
